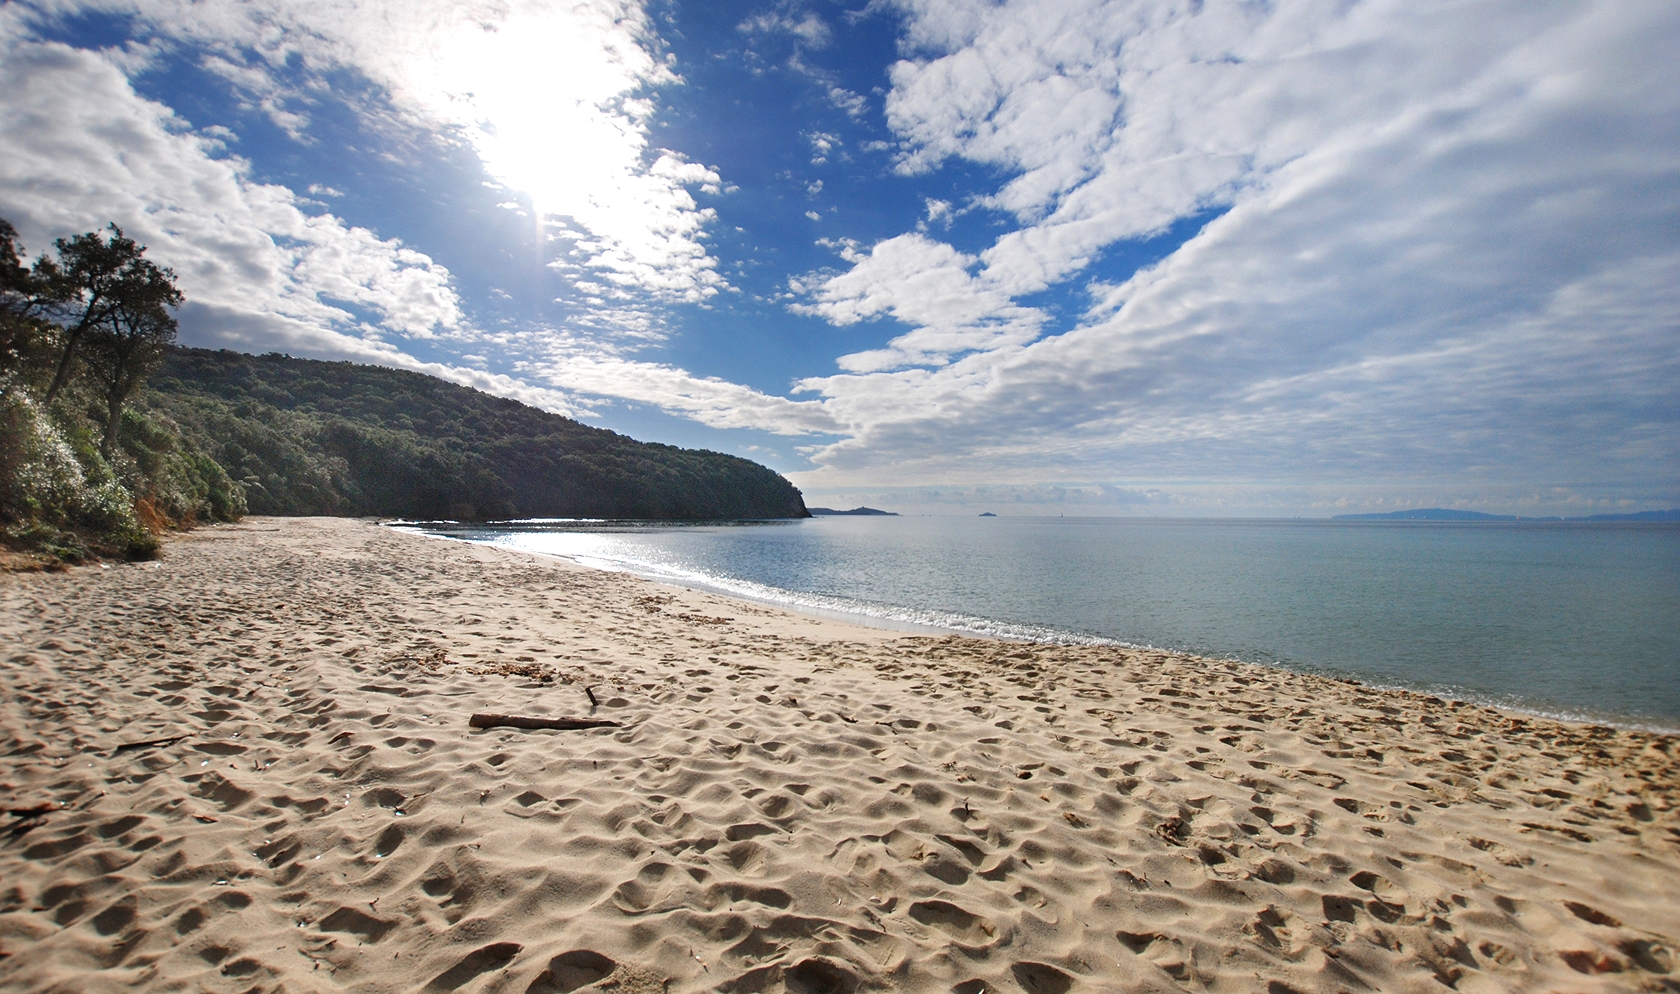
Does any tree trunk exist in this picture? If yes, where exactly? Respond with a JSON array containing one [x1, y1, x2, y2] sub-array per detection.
[[43, 297, 102, 406], [101, 389, 123, 461], [43, 324, 83, 406]]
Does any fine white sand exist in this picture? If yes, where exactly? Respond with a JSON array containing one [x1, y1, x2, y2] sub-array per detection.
[[1, 516, 1676, 993]]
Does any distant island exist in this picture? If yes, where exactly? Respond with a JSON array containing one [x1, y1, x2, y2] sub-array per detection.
[[808, 506, 898, 516], [1333, 507, 1680, 522], [978, 512, 997, 517]]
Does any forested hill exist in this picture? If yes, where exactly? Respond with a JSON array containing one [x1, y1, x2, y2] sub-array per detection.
[[141, 348, 810, 521]]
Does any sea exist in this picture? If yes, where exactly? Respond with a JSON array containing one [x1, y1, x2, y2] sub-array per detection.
[[399, 516, 1680, 733]]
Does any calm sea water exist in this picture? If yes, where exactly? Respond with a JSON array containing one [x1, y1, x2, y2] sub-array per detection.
[[404, 517, 1680, 731]]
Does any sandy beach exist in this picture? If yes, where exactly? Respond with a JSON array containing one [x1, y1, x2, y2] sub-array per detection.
[[1, 517, 1676, 993]]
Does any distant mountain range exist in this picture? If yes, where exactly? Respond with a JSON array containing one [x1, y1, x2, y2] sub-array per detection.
[[808, 506, 898, 516], [1332, 507, 1680, 522]]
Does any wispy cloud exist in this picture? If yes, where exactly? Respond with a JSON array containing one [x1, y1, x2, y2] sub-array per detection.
[[738, 10, 832, 48], [3, 0, 1673, 513], [779, 0, 1680, 505]]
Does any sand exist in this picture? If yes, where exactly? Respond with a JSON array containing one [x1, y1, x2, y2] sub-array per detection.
[[1, 517, 1676, 994]]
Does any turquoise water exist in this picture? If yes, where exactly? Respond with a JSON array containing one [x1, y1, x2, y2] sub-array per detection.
[[406, 517, 1680, 731]]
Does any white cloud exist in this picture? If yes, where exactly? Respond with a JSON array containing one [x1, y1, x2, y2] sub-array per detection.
[[0, 36, 463, 345], [781, 0, 1680, 505], [794, 234, 1044, 371], [0, 27, 609, 423], [530, 350, 840, 435], [738, 11, 832, 48], [827, 86, 867, 119], [880, 0, 1680, 296], [808, 131, 839, 164], [14, 0, 727, 317]]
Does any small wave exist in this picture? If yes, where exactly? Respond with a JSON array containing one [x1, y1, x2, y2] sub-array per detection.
[[488, 533, 1133, 647]]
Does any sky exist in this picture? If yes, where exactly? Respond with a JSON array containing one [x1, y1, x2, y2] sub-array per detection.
[[1, 0, 1675, 516]]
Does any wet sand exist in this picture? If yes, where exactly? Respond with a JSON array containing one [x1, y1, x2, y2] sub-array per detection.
[[1, 516, 1676, 993]]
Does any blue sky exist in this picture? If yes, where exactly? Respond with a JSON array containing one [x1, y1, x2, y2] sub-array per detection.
[[2, 0, 1675, 515]]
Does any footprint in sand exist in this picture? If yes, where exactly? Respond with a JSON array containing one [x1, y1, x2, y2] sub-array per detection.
[[319, 905, 398, 943], [784, 958, 858, 994], [613, 862, 691, 914], [527, 950, 617, 993], [908, 899, 1000, 948], [427, 941, 522, 991], [1010, 962, 1073, 994]]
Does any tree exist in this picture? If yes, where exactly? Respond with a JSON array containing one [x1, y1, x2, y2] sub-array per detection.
[[36, 225, 181, 406], [0, 218, 47, 372], [0, 218, 28, 303], [81, 296, 178, 460]]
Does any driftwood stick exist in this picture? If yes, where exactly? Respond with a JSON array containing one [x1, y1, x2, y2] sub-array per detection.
[[585, 686, 599, 707], [4, 802, 62, 819], [469, 714, 620, 731], [111, 735, 189, 755]]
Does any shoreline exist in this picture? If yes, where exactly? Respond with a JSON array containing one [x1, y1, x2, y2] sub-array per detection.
[[2, 516, 1676, 992], [398, 522, 1680, 737]]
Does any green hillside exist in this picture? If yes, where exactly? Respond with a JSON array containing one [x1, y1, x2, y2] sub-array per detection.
[[141, 348, 810, 521]]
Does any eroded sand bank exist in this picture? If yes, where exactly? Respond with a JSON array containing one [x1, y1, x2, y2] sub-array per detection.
[[1, 517, 1676, 993]]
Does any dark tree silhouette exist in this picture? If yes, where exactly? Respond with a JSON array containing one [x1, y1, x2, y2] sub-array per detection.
[[82, 297, 179, 459], [0, 218, 51, 370], [0, 218, 28, 304], [36, 225, 181, 406]]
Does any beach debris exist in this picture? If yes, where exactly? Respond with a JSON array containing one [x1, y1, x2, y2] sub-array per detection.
[[110, 734, 189, 755], [4, 801, 63, 818], [4, 800, 61, 836], [468, 713, 621, 731], [470, 659, 556, 682], [585, 686, 600, 707]]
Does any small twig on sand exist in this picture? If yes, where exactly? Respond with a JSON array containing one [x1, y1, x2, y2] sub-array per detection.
[[4, 802, 62, 819], [468, 714, 620, 731], [111, 734, 188, 755], [585, 686, 600, 708]]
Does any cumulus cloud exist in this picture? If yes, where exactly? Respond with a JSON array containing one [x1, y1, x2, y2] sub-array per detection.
[[794, 234, 1044, 371], [785, 0, 1680, 502], [13, 0, 727, 317], [0, 24, 620, 423], [808, 131, 839, 165], [828, 86, 868, 119], [0, 35, 463, 345]]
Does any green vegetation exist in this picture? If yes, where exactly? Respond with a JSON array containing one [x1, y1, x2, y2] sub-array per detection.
[[2, 219, 236, 564], [1, 214, 808, 565], [142, 348, 810, 521]]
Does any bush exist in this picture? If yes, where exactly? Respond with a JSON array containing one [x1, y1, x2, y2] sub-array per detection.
[[117, 407, 247, 524], [1, 377, 172, 561], [0, 380, 87, 526]]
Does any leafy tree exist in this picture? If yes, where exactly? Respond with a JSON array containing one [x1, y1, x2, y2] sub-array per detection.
[[36, 225, 181, 406], [0, 218, 48, 373], [0, 218, 28, 305], [81, 296, 179, 459]]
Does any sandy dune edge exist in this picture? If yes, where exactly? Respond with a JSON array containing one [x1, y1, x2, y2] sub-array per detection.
[[1, 517, 1676, 994]]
